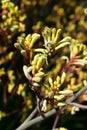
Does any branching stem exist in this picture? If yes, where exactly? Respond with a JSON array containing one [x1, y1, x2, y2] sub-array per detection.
[[69, 102, 87, 109], [15, 107, 38, 130], [16, 108, 56, 130]]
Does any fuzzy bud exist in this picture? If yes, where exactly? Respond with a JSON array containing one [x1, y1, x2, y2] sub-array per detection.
[[59, 90, 73, 95]]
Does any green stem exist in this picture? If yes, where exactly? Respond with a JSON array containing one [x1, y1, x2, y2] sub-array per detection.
[[69, 102, 87, 109], [16, 107, 38, 130], [16, 109, 56, 130]]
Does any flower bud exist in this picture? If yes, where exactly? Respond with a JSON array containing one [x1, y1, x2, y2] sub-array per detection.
[[21, 50, 26, 58], [61, 72, 66, 84], [14, 43, 22, 51], [52, 28, 56, 41], [56, 76, 61, 85], [49, 77, 53, 86], [36, 55, 46, 70], [54, 29, 62, 42], [32, 77, 42, 83], [35, 71, 45, 78], [73, 46, 79, 55], [55, 42, 70, 50], [59, 36, 71, 43], [74, 59, 87, 66], [23, 65, 32, 79], [33, 82, 40, 87], [54, 95, 65, 101], [31, 54, 41, 66], [57, 102, 66, 107], [59, 90, 73, 95], [30, 33, 40, 48], [24, 34, 31, 49], [34, 48, 48, 54]]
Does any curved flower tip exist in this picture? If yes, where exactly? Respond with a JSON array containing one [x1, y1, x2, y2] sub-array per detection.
[[24, 33, 40, 50], [23, 65, 32, 79], [14, 43, 22, 51]]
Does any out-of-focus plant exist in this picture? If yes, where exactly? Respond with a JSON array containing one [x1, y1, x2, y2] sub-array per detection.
[[0, 0, 33, 126], [15, 27, 87, 130], [0, 0, 26, 44], [45, 0, 87, 44]]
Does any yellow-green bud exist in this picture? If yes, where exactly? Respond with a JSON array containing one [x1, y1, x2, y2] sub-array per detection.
[[23, 66, 32, 79], [21, 50, 26, 57], [59, 36, 71, 43], [24, 34, 31, 49], [30, 33, 40, 48], [56, 76, 61, 85], [61, 72, 66, 84], [31, 54, 41, 66], [34, 48, 48, 54], [57, 102, 66, 107], [73, 46, 79, 55], [49, 77, 53, 86], [35, 71, 45, 78], [55, 42, 70, 50], [59, 90, 73, 95], [33, 82, 40, 87], [48, 91, 54, 98], [52, 28, 56, 41], [32, 77, 42, 83], [54, 29, 62, 42], [54, 95, 65, 101], [36, 55, 46, 70], [74, 59, 87, 66], [14, 43, 22, 51]]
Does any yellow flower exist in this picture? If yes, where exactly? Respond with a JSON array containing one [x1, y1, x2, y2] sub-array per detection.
[[0, 68, 5, 77], [0, 111, 6, 120], [8, 82, 15, 93], [17, 84, 26, 95], [26, 100, 33, 109], [7, 70, 14, 79]]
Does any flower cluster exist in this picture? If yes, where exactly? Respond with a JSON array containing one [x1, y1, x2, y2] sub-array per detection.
[[0, 0, 26, 44], [0, 0, 32, 123], [15, 27, 87, 113]]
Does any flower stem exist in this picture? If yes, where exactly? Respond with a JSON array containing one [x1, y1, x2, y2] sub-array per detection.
[[16, 107, 38, 130], [52, 113, 60, 130], [69, 102, 87, 109], [16, 109, 56, 130]]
